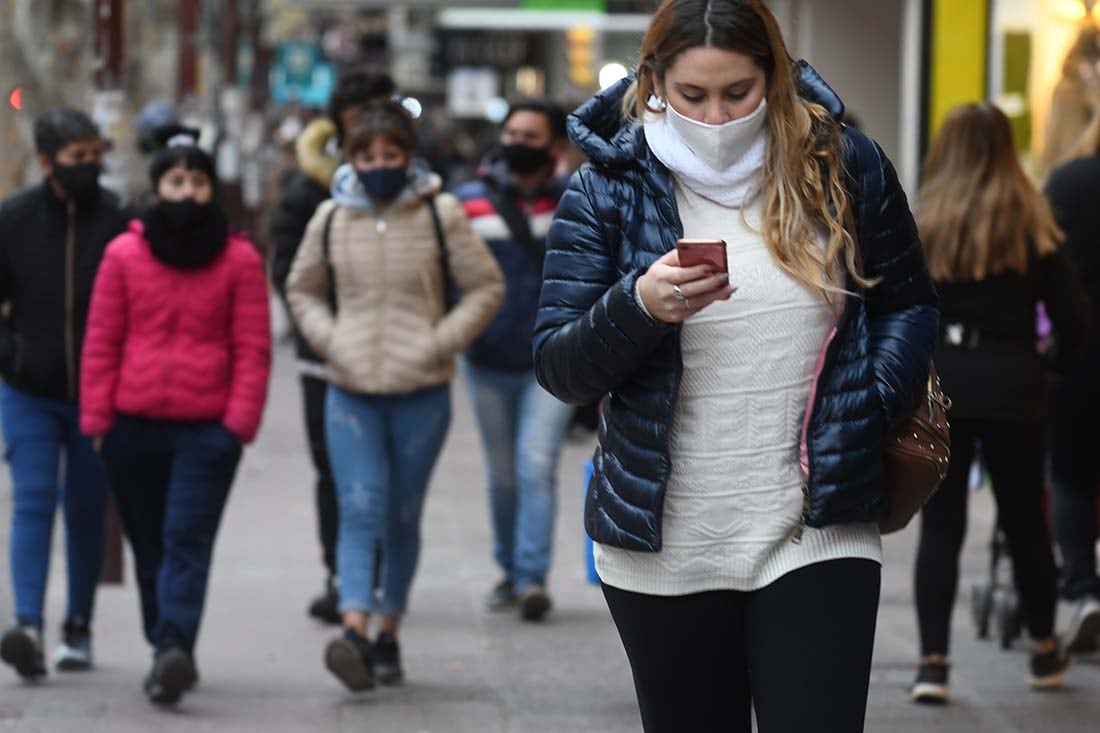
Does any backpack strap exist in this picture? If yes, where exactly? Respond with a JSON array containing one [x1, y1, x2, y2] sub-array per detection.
[[480, 176, 545, 271], [321, 203, 339, 313], [424, 195, 454, 297]]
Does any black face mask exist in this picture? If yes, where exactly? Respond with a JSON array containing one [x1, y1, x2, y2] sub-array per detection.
[[51, 162, 101, 206], [501, 144, 553, 175], [141, 198, 230, 270]]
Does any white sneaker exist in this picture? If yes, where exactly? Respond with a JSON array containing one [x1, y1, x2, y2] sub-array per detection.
[[1063, 596, 1100, 655], [52, 619, 93, 671]]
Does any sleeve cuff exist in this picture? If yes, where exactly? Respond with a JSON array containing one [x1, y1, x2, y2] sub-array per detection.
[[633, 276, 658, 323]]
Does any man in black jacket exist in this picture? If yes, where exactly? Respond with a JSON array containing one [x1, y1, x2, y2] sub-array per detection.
[[0, 108, 130, 679], [269, 70, 396, 624]]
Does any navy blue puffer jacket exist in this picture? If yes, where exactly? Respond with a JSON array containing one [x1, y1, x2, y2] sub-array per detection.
[[533, 64, 939, 552]]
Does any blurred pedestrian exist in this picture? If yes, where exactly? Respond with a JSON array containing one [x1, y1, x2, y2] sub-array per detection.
[[270, 69, 398, 624], [80, 126, 272, 706], [912, 103, 1088, 703], [451, 99, 573, 621], [286, 102, 503, 692], [532, 1, 937, 730], [1045, 117, 1100, 656], [0, 108, 130, 680]]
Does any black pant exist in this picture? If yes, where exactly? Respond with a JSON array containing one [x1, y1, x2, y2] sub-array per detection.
[[302, 374, 339, 577], [103, 416, 241, 654], [1050, 379, 1100, 600], [602, 559, 881, 733], [915, 418, 1058, 656]]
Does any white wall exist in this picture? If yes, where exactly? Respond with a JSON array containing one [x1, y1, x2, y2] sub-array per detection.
[[772, 0, 921, 193]]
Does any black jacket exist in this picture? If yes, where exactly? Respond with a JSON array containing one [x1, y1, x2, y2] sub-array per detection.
[[533, 65, 939, 551], [933, 248, 1088, 423], [0, 182, 130, 402], [1042, 155, 1100, 407], [270, 169, 329, 365]]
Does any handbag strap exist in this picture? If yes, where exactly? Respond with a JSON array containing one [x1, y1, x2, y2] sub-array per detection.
[[424, 195, 454, 299]]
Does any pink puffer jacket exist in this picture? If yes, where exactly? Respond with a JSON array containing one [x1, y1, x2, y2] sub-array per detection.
[[80, 221, 271, 443]]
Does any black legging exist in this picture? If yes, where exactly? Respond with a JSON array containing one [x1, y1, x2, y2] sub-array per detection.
[[914, 418, 1058, 656], [603, 559, 881, 733]]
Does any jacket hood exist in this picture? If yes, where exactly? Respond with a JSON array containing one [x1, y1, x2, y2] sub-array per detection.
[[568, 60, 846, 170], [330, 159, 443, 211], [295, 117, 339, 188]]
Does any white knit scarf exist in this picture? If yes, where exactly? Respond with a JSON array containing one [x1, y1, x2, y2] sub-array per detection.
[[643, 106, 768, 208]]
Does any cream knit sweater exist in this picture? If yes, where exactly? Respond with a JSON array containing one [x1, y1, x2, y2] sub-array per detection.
[[595, 184, 881, 595]]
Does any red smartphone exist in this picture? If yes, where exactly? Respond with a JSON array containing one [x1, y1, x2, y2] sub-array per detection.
[[676, 239, 728, 274]]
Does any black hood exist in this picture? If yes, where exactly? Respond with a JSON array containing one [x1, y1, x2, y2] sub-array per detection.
[[567, 60, 847, 170]]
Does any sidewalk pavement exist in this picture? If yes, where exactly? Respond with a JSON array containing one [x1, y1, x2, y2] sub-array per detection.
[[1, 342, 1098, 731]]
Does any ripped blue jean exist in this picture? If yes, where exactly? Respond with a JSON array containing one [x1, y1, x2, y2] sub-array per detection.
[[325, 384, 451, 616]]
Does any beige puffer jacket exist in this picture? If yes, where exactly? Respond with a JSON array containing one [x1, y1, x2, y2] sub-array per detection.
[[286, 163, 504, 395]]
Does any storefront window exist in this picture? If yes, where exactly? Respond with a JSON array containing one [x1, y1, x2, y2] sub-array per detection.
[[988, 0, 1100, 178]]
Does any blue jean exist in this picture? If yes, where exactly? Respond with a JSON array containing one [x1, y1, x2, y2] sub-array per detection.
[[326, 384, 451, 616], [101, 416, 241, 654], [465, 364, 574, 589], [1, 385, 106, 629]]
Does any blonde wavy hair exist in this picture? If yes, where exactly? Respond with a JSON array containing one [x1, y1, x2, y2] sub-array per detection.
[[623, 0, 875, 301], [920, 103, 1062, 282]]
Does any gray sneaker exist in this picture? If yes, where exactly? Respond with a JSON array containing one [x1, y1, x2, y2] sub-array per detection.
[[1063, 596, 1100, 655], [486, 579, 517, 612], [1, 623, 46, 679]]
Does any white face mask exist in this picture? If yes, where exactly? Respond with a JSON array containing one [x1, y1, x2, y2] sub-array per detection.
[[664, 96, 768, 171]]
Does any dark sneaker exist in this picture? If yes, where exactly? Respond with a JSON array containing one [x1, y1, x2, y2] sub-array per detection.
[[1, 622, 46, 680], [517, 584, 552, 622], [324, 628, 375, 692], [911, 662, 949, 704], [486, 579, 517, 612], [1063, 596, 1100, 655], [54, 617, 93, 671], [308, 578, 342, 625], [373, 631, 404, 686], [144, 646, 198, 706], [1029, 644, 1071, 690]]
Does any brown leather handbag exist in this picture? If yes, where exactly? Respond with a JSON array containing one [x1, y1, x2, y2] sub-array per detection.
[[879, 363, 952, 534]]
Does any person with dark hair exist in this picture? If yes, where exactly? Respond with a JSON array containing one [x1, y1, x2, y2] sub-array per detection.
[[451, 98, 573, 622], [533, 1, 938, 729], [1044, 113, 1100, 657], [287, 102, 503, 692], [0, 107, 129, 680], [269, 69, 397, 624], [80, 129, 271, 706]]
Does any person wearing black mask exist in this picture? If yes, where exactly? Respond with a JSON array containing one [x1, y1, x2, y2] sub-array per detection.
[[451, 99, 574, 622], [0, 108, 129, 680]]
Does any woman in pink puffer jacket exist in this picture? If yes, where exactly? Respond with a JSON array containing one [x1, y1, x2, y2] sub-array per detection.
[[79, 127, 271, 708]]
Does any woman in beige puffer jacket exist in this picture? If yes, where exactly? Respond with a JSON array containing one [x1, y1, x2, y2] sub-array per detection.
[[286, 101, 503, 693]]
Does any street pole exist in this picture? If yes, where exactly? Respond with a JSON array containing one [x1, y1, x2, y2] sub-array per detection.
[[92, 0, 125, 585]]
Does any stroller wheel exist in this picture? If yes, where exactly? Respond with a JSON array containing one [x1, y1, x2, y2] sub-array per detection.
[[971, 583, 994, 640], [995, 590, 1022, 650]]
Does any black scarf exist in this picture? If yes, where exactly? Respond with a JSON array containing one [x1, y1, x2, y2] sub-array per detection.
[[141, 200, 230, 270]]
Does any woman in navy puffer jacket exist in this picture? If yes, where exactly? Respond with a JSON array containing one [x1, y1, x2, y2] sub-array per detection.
[[533, 1, 937, 731]]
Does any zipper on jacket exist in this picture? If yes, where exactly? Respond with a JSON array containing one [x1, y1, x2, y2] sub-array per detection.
[[374, 213, 385, 381], [64, 202, 77, 401], [792, 293, 855, 544], [793, 484, 810, 544]]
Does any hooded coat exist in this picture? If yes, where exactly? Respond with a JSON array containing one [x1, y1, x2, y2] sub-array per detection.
[[286, 163, 505, 395], [533, 64, 939, 552]]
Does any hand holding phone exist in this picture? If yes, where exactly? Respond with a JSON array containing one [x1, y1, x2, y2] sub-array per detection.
[[635, 242, 734, 325]]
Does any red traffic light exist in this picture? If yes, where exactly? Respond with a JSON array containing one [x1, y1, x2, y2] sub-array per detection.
[[8, 87, 23, 111]]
